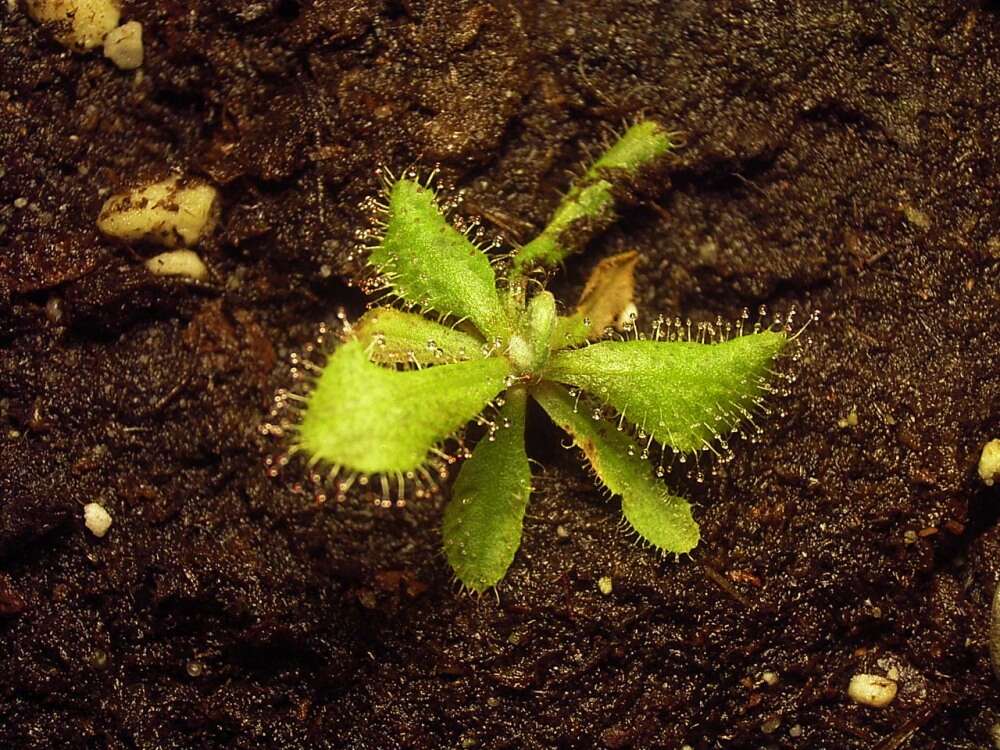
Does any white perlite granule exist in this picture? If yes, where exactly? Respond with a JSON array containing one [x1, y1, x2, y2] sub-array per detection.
[[979, 439, 1000, 487], [103, 21, 143, 69], [145, 250, 209, 281], [25, 0, 121, 50], [97, 176, 219, 248], [847, 674, 897, 708], [83, 503, 113, 538]]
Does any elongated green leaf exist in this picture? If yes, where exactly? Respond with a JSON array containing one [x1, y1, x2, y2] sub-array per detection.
[[532, 382, 698, 554], [354, 307, 485, 366], [297, 340, 510, 475], [513, 121, 673, 274], [543, 331, 786, 453], [443, 387, 531, 592], [371, 179, 508, 337]]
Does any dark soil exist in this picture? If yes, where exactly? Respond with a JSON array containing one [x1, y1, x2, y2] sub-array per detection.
[[2, 1, 1000, 747]]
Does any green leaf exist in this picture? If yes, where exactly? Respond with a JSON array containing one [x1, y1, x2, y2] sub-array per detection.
[[353, 307, 485, 366], [507, 291, 557, 373], [443, 387, 531, 592], [297, 340, 510, 475], [543, 331, 786, 453], [513, 121, 673, 274], [532, 382, 698, 554], [371, 179, 509, 337]]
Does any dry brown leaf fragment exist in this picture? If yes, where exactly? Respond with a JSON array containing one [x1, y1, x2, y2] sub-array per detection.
[[575, 250, 639, 336]]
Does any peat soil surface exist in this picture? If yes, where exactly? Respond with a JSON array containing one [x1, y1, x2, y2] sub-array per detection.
[[2, 1, 1000, 748]]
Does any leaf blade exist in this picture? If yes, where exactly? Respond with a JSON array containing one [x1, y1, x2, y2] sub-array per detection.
[[513, 121, 673, 273], [443, 387, 531, 592], [371, 179, 508, 337], [533, 382, 699, 554], [353, 307, 485, 366], [297, 340, 510, 475], [543, 331, 786, 453]]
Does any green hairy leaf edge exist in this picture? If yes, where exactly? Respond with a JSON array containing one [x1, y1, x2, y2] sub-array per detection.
[[370, 179, 509, 337], [542, 331, 787, 453], [297, 340, 511, 475], [532, 382, 700, 555], [442, 387, 532, 592]]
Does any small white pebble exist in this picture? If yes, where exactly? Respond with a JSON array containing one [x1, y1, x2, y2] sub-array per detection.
[[789, 724, 802, 738], [83, 502, 112, 538], [761, 671, 779, 687], [597, 576, 613, 595], [979, 439, 1000, 487], [145, 249, 208, 281], [25, 0, 121, 50], [847, 673, 898, 708], [13, 197, 28, 209], [98, 176, 219, 248], [103, 21, 143, 70], [556, 524, 569, 539]]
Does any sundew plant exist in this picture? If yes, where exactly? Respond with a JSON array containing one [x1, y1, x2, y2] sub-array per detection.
[[293, 121, 788, 592]]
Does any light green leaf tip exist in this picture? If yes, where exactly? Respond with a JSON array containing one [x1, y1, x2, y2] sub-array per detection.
[[297, 340, 510, 475], [590, 120, 672, 172], [370, 179, 508, 337], [544, 330, 786, 453], [513, 121, 673, 274], [443, 387, 532, 592], [353, 308, 485, 366], [532, 382, 699, 555]]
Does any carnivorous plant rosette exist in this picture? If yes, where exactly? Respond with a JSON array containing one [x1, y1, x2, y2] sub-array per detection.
[[293, 121, 788, 591]]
